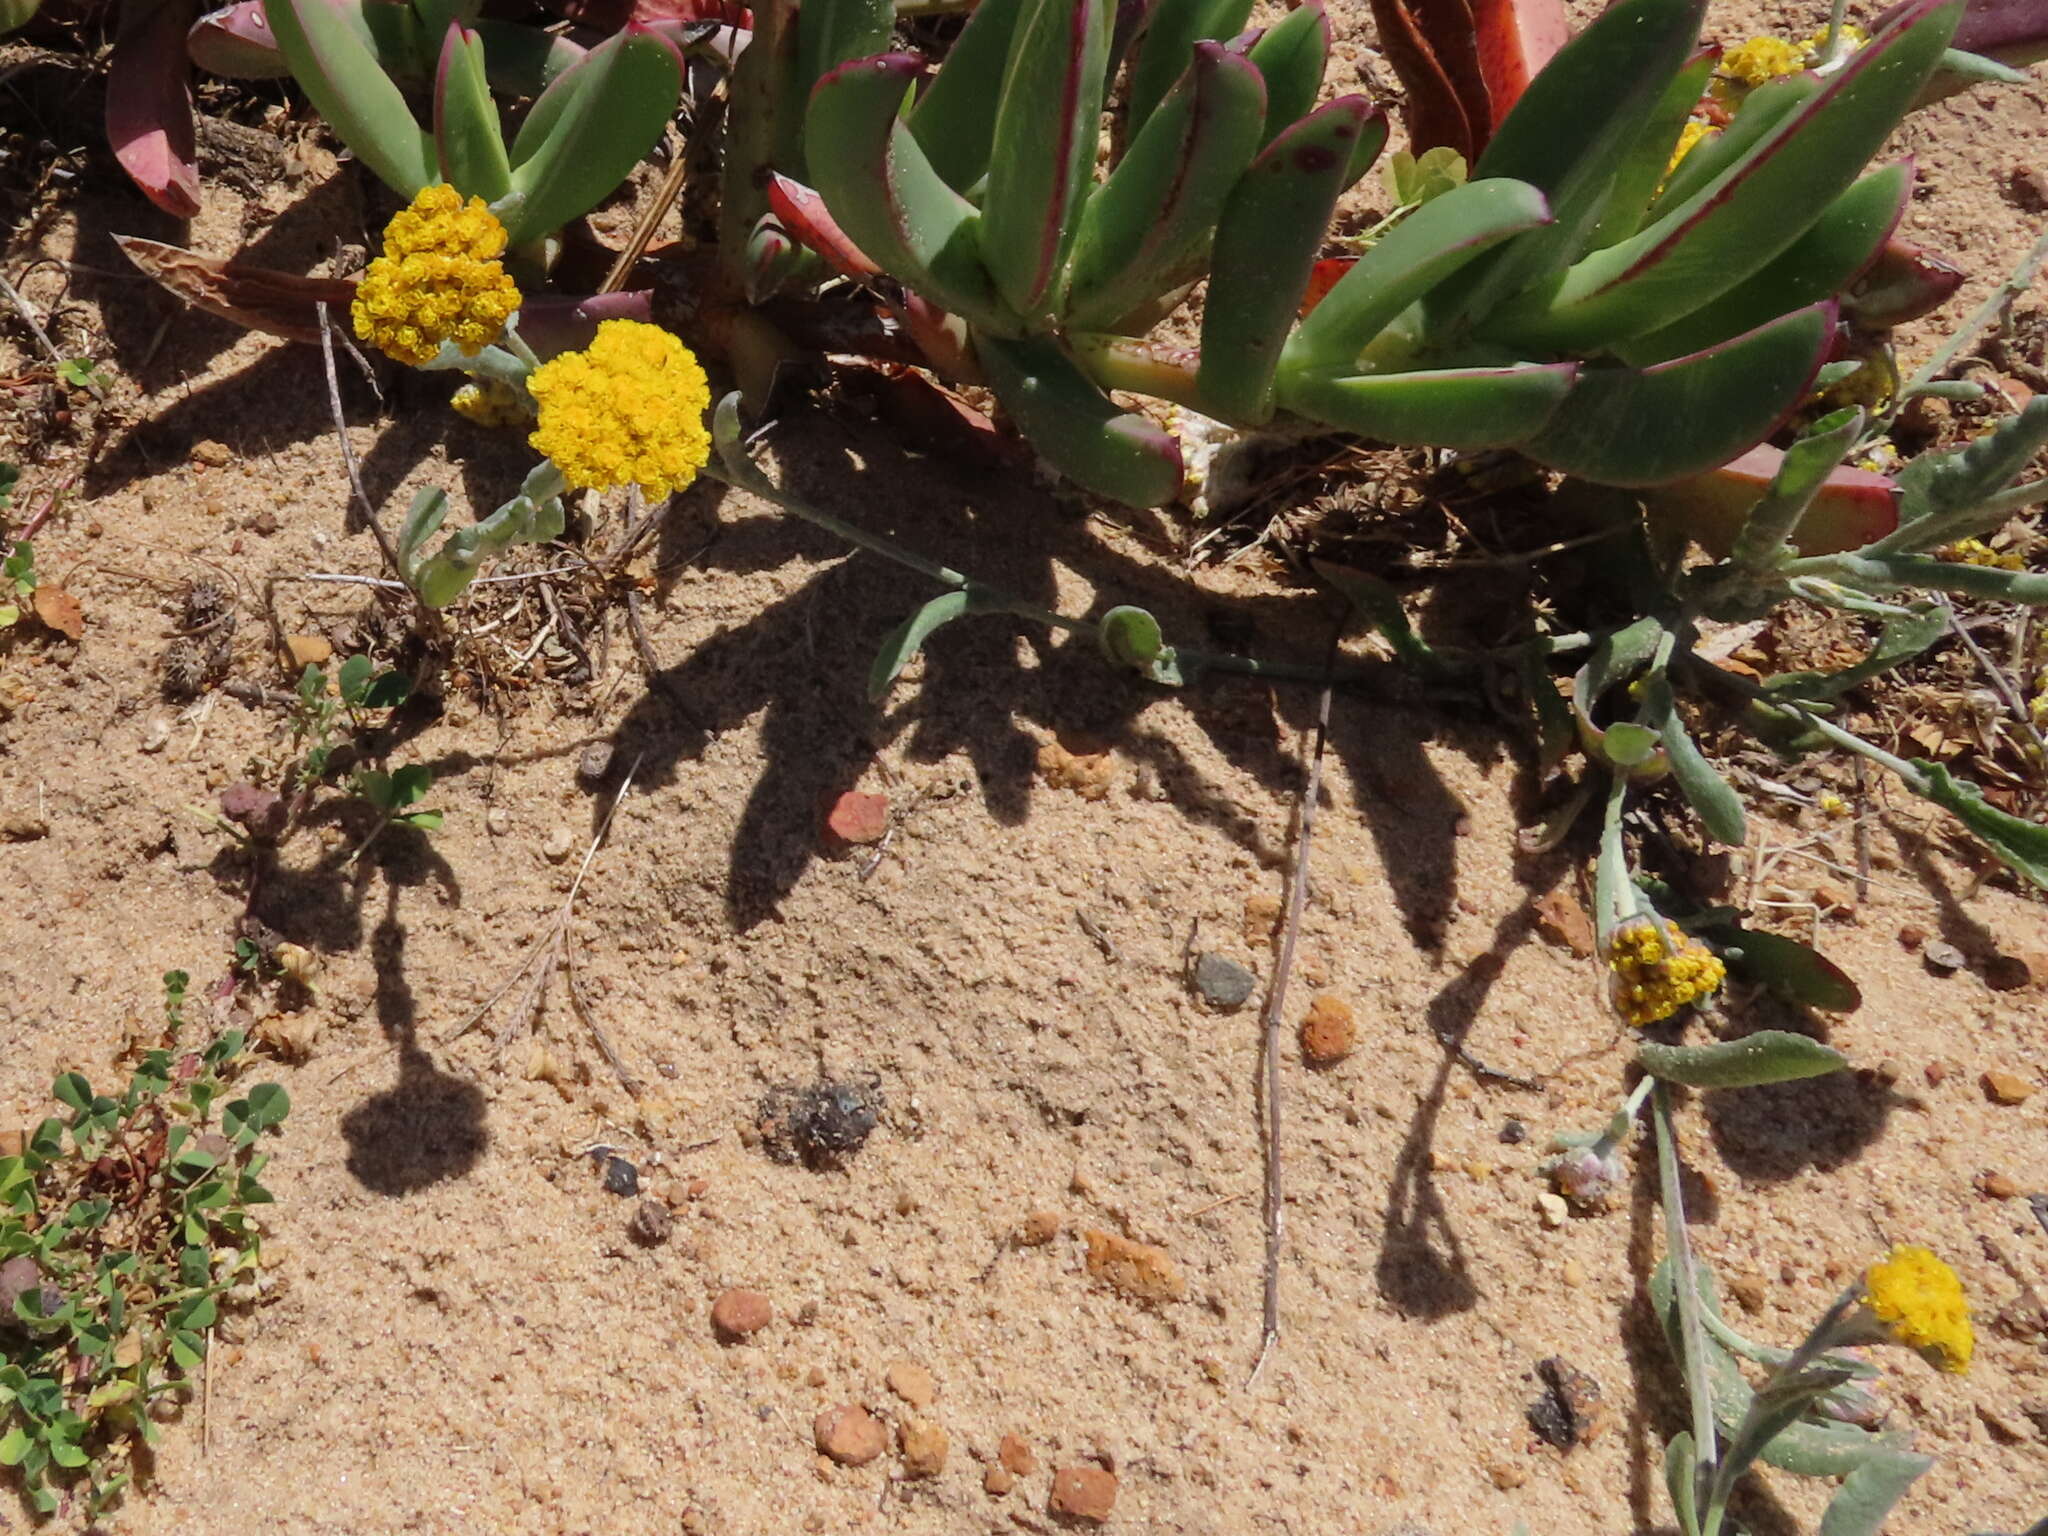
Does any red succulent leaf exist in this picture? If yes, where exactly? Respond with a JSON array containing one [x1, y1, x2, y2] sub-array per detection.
[[1366, 0, 1480, 159], [110, 0, 202, 218], [1471, 0, 1570, 128], [765, 171, 881, 280], [540, 0, 749, 32]]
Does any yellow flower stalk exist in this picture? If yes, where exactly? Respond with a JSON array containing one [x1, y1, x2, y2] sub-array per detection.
[[526, 319, 713, 498], [352, 185, 523, 368], [1606, 917, 1726, 1026], [1862, 1246, 1973, 1373]]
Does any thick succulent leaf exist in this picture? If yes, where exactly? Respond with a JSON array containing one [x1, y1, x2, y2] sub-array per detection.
[[1843, 236, 1963, 326], [797, 0, 895, 98], [213, 4, 575, 92], [1521, 304, 1833, 486], [981, 0, 1115, 318], [871, 590, 974, 699], [1434, 0, 1705, 325], [512, 290, 654, 358], [1491, 0, 1960, 352], [1197, 95, 1372, 424], [1623, 165, 1910, 365], [908, 0, 1027, 190], [502, 26, 681, 244], [1470, 0, 1570, 128], [1643, 73, 1818, 222], [1949, 0, 2048, 64], [1279, 360, 1576, 447], [1638, 1030, 1849, 1088], [1343, 107, 1393, 188], [1643, 442, 1897, 559], [807, 53, 1011, 330], [262, 0, 434, 192], [717, 0, 797, 280], [1366, 0, 1478, 160], [1642, 675, 1746, 844], [1912, 760, 2048, 887], [1585, 47, 1718, 251], [2, 0, 43, 32], [766, 172, 881, 277], [412, 0, 480, 49], [1127, 0, 1256, 132], [111, 0, 202, 218], [1244, 0, 1328, 143], [434, 23, 511, 203], [1284, 176, 1550, 373], [977, 334, 1184, 506], [1062, 42, 1266, 332], [116, 234, 360, 341]]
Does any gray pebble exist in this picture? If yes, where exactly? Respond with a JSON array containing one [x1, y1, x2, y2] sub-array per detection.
[[1192, 952, 1256, 1010], [1922, 940, 1966, 975]]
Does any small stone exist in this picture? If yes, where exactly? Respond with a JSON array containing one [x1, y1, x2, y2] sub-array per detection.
[[1560, 1258, 1585, 1287], [1082, 1228, 1187, 1303], [1977, 1171, 2020, 1200], [1726, 1273, 1768, 1313], [885, 1361, 935, 1408], [1526, 1356, 1606, 1452], [543, 826, 577, 863], [1924, 1059, 1950, 1086], [1048, 1465, 1117, 1523], [629, 1200, 673, 1244], [823, 790, 889, 847], [1812, 881, 1855, 916], [1298, 994, 1356, 1064], [711, 1288, 773, 1341], [1983, 1070, 2035, 1106], [1985, 951, 2048, 992], [1538, 1192, 1569, 1228], [898, 1418, 948, 1478], [983, 1465, 1016, 1496], [601, 1155, 640, 1196], [140, 717, 173, 753], [2011, 164, 2048, 213], [190, 439, 232, 467], [1896, 924, 1928, 950], [576, 742, 614, 783], [1016, 1210, 1062, 1246], [1242, 891, 1282, 945], [1487, 1459, 1529, 1490], [1192, 952, 1256, 1010], [814, 1404, 887, 1467], [486, 806, 511, 837], [1922, 939, 1966, 974], [247, 509, 279, 536], [1, 815, 49, 842], [1499, 1119, 1528, 1145], [283, 633, 332, 667], [1533, 887, 1595, 958], [998, 1434, 1036, 1476], [1037, 737, 1117, 800]]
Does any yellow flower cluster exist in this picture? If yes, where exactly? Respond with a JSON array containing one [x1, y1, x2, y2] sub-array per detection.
[[450, 379, 530, 429], [1937, 537, 2023, 570], [1606, 918, 1726, 1026], [1666, 119, 1719, 179], [1864, 1246, 1973, 1373], [1711, 23, 1867, 105], [352, 185, 522, 368], [527, 319, 712, 498], [1818, 791, 1849, 818]]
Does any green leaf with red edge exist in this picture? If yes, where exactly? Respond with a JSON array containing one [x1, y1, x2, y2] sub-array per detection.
[[1431, 0, 1705, 328], [1619, 162, 1910, 364], [501, 25, 680, 244], [434, 22, 510, 203], [262, 0, 434, 194], [717, 0, 798, 280], [1197, 95, 1372, 425], [1126, 0, 1255, 133], [976, 334, 1184, 507], [796, 0, 895, 105], [806, 53, 1012, 331], [1642, 442, 1898, 559], [1283, 175, 1551, 373], [980, 0, 1115, 319], [1277, 360, 1577, 446], [1642, 72, 1816, 222], [1486, 0, 1960, 352], [1584, 46, 1719, 251], [1244, 0, 1329, 144], [1063, 41, 1267, 332], [1843, 237, 1963, 327], [1520, 303, 1834, 486], [110, 0, 202, 217], [907, 0, 1028, 190], [1949, 0, 2048, 66]]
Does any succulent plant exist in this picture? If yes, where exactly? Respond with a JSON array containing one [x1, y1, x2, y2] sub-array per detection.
[[751, 0, 1970, 507]]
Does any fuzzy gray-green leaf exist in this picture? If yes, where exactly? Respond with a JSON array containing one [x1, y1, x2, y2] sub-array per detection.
[[1638, 1031, 1848, 1089]]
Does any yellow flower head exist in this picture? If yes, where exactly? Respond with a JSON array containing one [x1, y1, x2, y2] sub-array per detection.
[[1720, 35, 1807, 86], [1666, 119, 1719, 179], [1606, 917, 1726, 1026], [526, 320, 713, 498], [1937, 537, 2023, 571], [1801, 20, 1869, 60], [1863, 1246, 1973, 1373], [450, 379, 530, 430], [352, 185, 523, 368], [1818, 791, 1849, 818]]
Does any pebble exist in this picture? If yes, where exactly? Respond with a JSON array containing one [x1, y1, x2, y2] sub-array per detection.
[[140, 717, 172, 753], [983, 1465, 1016, 1496], [486, 806, 511, 837], [814, 1404, 887, 1466], [283, 633, 332, 667], [1924, 1060, 1950, 1086], [1977, 1171, 2020, 1200], [1037, 738, 1117, 799], [1298, 994, 1357, 1064], [543, 826, 577, 863], [1537, 1192, 1569, 1228], [1533, 888, 1595, 958], [190, 439, 232, 467], [1922, 940, 1966, 974], [1191, 952, 1256, 1010], [0, 815, 49, 842], [1082, 1228, 1187, 1303], [710, 1288, 773, 1341], [576, 742, 614, 783], [1982, 1070, 2035, 1106], [601, 1156, 640, 1196], [1243, 891, 1282, 945], [1016, 1210, 1062, 1246], [898, 1418, 948, 1478], [1560, 1258, 1585, 1287], [823, 790, 889, 846], [885, 1361, 935, 1408], [629, 1201, 673, 1245], [998, 1434, 1036, 1476], [1725, 1272, 1768, 1313], [1499, 1119, 1528, 1145], [1048, 1465, 1117, 1523], [1896, 924, 1927, 950], [1486, 1460, 1528, 1490]]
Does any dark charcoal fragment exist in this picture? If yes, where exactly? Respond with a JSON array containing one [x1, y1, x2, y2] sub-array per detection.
[[1526, 1356, 1607, 1452], [601, 1155, 640, 1196], [757, 1076, 885, 1167]]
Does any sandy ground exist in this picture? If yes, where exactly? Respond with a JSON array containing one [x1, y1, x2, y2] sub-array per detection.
[[2, 1, 2047, 1532]]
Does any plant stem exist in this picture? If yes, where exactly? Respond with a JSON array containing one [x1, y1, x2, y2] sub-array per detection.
[[1895, 221, 2048, 407], [1653, 1082, 1721, 1529], [1593, 771, 1635, 949]]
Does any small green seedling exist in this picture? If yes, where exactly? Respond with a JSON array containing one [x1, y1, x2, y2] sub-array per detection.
[[351, 764, 444, 837], [54, 358, 110, 398], [0, 978, 289, 1517], [0, 540, 33, 630]]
